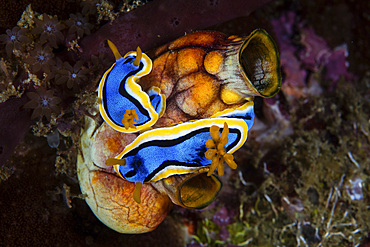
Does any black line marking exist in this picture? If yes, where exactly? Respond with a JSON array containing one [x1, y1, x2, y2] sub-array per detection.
[[145, 160, 205, 182]]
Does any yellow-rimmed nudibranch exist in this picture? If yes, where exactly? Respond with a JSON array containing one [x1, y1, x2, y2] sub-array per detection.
[[106, 102, 254, 203], [98, 40, 166, 133]]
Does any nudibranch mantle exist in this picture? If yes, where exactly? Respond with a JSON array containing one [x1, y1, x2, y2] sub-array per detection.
[[98, 41, 165, 133], [112, 102, 254, 184]]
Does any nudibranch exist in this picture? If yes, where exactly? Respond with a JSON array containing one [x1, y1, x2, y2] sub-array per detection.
[[106, 102, 254, 203], [98, 40, 165, 133]]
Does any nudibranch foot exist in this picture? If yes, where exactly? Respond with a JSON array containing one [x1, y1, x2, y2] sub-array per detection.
[[98, 41, 166, 133], [205, 122, 237, 177]]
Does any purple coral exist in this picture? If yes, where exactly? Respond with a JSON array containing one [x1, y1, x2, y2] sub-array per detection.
[[299, 27, 331, 71], [24, 88, 61, 121], [271, 12, 307, 99], [213, 206, 236, 240], [322, 44, 356, 84], [0, 26, 31, 57], [24, 44, 55, 73], [32, 14, 65, 48]]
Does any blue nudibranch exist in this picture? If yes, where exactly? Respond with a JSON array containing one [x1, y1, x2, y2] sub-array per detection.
[[98, 40, 165, 133], [106, 102, 254, 203], [110, 102, 254, 180]]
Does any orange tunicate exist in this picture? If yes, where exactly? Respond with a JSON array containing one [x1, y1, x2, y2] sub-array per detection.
[[90, 122, 137, 168], [166, 31, 222, 51], [204, 50, 223, 75], [175, 48, 205, 77], [88, 170, 172, 233], [106, 138, 121, 153], [140, 29, 281, 122], [78, 116, 172, 233], [148, 52, 177, 98], [175, 72, 219, 116]]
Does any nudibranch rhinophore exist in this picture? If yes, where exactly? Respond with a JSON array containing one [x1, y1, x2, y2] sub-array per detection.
[[78, 29, 281, 233], [98, 40, 165, 133]]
